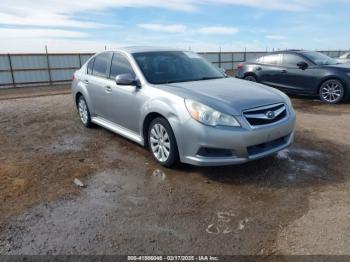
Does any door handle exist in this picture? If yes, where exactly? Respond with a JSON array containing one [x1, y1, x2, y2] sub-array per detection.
[[281, 69, 287, 73], [256, 67, 262, 71], [83, 79, 89, 84], [105, 86, 112, 93]]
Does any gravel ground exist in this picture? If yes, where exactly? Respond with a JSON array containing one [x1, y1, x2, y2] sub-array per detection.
[[0, 92, 349, 255]]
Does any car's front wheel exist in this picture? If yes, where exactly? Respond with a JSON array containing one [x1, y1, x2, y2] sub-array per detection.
[[148, 117, 179, 167], [319, 79, 345, 104], [77, 95, 92, 127]]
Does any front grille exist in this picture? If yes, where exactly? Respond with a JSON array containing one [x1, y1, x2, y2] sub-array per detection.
[[243, 103, 287, 126]]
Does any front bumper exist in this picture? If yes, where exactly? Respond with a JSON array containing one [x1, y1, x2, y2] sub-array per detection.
[[177, 110, 296, 166]]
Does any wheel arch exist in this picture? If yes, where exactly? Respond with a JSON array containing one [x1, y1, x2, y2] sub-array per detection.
[[75, 92, 83, 107], [243, 72, 258, 81], [73, 81, 92, 112], [142, 112, 166, 147]]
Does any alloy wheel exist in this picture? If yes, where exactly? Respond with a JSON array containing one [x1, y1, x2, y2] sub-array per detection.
[[320, 80, 343, 103], [150, 123, 171, 162], [78, 98, 88, 124]]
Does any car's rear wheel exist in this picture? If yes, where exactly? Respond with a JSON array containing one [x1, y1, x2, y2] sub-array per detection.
[[319, 79, 344, 104], [77, 96, 92, 127], [244, 75, 257, 82], [148, 117, 179, 167]]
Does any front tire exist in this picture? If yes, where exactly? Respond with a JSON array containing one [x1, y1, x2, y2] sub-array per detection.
[[77, 96, 92, 127], [319, 79, 345, 104], [148, 117, 179, 167]]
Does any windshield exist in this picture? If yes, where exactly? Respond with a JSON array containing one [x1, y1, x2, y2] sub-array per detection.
[[302, 51, 339, 65], [132, 51, 225, 84]]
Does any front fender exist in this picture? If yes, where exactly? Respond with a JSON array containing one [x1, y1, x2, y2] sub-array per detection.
[[140, 95, 190, 158]]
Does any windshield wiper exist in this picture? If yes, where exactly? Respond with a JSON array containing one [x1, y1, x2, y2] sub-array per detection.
[[196, 76, 225, 81], [164, 76, 224, 84], [165, 79, 196, 84]]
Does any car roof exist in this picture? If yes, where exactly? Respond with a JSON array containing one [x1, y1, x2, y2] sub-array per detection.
[[115, 46, 184, 54]]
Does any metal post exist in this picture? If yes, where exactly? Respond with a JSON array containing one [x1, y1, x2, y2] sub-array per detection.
[[244, 47, 247, 62], [78, 53, 82, 68], [231, 52, 234, 70], [45, 45, 52, 85], [218, 46, 222, 68], [8, 54, 15, 88]]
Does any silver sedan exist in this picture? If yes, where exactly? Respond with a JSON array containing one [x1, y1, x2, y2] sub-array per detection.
[[337, 52, 350, 64], [72, 47, 296, 167]]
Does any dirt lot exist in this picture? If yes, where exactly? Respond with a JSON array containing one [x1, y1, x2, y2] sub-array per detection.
[[0, 89, 350, 255]]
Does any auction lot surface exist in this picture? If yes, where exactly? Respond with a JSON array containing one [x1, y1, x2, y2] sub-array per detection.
[[0, 89, 350, 255]]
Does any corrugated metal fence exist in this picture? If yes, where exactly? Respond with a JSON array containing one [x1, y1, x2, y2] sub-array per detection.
[[0, 53, 92, 88], [0, 50, 348, 88]]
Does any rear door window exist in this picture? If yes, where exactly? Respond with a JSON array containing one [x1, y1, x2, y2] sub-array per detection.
[[263, 54, 281, 65], [87, 58, 95, 75], [92, 53, 110, 78]]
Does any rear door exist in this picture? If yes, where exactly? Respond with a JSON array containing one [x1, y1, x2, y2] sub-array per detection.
[[86, 52, 111, 118], [258, 54, 284, 88]]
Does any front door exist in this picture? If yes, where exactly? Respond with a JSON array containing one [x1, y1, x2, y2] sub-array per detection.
[[106, 52, 145, 134], [278, 53, 318, 94]]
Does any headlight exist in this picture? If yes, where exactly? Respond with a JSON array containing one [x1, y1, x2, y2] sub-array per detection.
[[185, 99, 240, 127]]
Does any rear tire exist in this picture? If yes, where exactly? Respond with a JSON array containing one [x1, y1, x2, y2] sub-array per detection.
[[77, 96, 92, 127], [244, 75, 257, 82], [148, 117, 179, 168], [319, 79, 345, 104]]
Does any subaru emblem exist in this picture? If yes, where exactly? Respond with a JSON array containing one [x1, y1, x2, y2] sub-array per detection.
[[266, 111, 276, 119]]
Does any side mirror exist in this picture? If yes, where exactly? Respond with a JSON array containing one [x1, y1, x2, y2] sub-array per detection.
[[297, 61, 308, 70], [115, 73, 140, 87]]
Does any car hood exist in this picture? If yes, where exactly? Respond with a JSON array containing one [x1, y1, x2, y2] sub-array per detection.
[[326, 63, 350, 70], [160, 77, 287, 116]]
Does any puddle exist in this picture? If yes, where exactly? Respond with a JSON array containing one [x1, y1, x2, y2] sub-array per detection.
[[38, 134, 86, 154], [277, 147, 326, 161]]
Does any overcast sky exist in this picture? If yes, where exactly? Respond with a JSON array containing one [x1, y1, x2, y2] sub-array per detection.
[[0, 0, 349, 53]]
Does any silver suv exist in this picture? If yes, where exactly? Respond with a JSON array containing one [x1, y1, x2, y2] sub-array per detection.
[[72, 47, 296, 167]]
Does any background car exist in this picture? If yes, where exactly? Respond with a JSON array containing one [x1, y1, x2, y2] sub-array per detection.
[[337, 52, 350, 64], [236, 50, 350, 104], [72, 47, 295, 167]]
